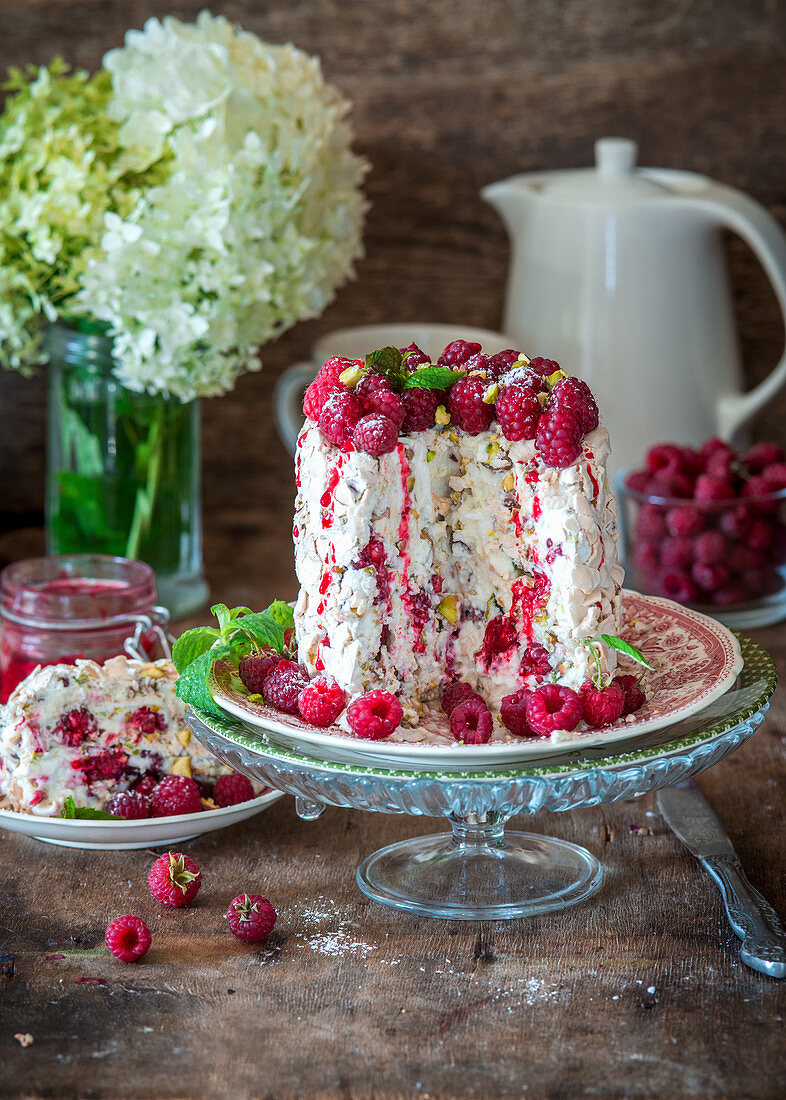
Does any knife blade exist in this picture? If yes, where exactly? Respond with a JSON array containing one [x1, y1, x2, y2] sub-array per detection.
[[657, 780, 786, 979]]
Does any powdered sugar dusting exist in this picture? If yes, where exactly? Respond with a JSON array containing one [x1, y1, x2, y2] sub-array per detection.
[[297, 895, 379, 959]]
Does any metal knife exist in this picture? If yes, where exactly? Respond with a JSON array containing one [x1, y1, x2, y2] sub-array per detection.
[[657, 780, 786, 979]]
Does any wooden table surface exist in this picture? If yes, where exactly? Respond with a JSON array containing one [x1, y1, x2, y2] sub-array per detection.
[[0, 507, 784, 1100]]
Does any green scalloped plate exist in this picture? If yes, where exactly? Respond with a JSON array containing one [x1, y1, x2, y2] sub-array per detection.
[[191, 631, 776, 781]]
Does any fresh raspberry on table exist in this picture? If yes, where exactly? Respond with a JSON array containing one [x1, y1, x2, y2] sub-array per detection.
[[441, 681, 478, 716], [495, 382, 541, 441], [580, 680, 625, 728], [438, 339, 482, 367], [665, 506, 705, 538], [745, 442, 785, 473], [132, 774, 159, 799], [53, 707, 98, 747], [318, 390, 364, 448], [107, 791, 150, 820], [694, 474, 736, 502], [298, 677, 346, 727], [614, 674, 646, 716], [400, 342, 430, 369], [525, 684, 582, 736], [148, 851, 202, 908], [238, 651, 279, 694], [263, 660, 310, 714], [150, 775, 203, 818], [660, 536, 695, 569], [448, 376, 495, 434], [527, 356, 561, 377], [694, 530, 728, 564], [761, 462, 786, 492], [535, 405, 583, 468], [105, 915, 152, 963], [353, 413, 399, 456], [401, 388, 440, 432], [449, 696, 493, 744], [365, 389, 405, 429], [226, 894, 277, 943], [550, 377, 599, 434], [658, 569, 699, 603], [500, 688, 533, 737], [635, 503, 667, 541], [692, 561, 731, 592], [213, 773, 256, 807], [355, 372, 393, 403], [125, 707, 167, 735], [347, 689, 403, 740], [486, 349, 521, 378], [302, 357, 353, 420]]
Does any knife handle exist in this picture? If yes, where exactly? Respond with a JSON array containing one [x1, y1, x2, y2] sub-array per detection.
[[701, 854, 786, 979]]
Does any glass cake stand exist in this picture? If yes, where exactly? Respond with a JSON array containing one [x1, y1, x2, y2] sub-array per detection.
[[187, 633, 776, 921]]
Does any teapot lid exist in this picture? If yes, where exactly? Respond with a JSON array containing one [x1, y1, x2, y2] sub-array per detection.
[[534, 138, 670, 201]]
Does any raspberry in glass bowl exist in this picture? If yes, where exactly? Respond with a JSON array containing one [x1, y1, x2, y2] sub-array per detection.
[[616, 439, 786, 627]]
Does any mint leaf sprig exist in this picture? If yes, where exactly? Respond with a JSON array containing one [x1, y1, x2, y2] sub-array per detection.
[[581, 634, 656, 688], [61, 795, 121, 820], [340, 345, 467, 394], [173, 601, 295, 718]]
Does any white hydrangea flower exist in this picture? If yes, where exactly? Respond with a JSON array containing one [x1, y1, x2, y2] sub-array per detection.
[[78, 11, 368, 400]]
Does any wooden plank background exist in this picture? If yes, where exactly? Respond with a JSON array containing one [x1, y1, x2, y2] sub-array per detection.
[[0, 0, 785, 550]]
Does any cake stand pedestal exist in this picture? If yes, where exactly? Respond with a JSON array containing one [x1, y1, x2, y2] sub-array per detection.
[[357, 815, 602, 919], [187, 633, 775, 922]]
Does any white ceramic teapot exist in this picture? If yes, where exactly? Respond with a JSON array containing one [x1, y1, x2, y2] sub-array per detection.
[[483, 138, 786, 476]]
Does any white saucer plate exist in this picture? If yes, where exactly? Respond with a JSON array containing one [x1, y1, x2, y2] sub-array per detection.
[[210, 592, 743, 770], [0, 789, 283, 850]]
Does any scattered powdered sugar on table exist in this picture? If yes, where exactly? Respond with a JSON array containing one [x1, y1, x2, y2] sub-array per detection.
[[297, 896, 379, 959], [306, 931, 377, 958]]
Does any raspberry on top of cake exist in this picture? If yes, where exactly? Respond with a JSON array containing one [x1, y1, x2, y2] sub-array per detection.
[[0, 656, 230, 816], [293, 341, 626, 722]]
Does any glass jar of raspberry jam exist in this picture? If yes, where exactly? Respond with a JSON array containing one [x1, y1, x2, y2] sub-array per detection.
[[0, 555, 169, 703]]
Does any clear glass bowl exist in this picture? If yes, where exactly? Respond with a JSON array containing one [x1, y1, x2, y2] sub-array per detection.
[[616, 469, 786, 628], [187, 632, 776, 921]]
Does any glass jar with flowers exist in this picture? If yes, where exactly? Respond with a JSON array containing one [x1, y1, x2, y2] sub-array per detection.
[[0, 14, 367, 617]]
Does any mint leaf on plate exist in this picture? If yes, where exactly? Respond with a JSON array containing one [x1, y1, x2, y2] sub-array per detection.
[[264, 600, 294, 631], [230, 611, 285, 653], [61, 795, 121, 820], [600, 634, 657, 670], [404, 366, 466, 391], [172, 627, 221, 674], [175, 644, 232, 717]]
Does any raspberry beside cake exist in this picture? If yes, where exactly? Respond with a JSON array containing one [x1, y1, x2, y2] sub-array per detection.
[[0, 657, 229, 816], [293, 343, 625, 723]]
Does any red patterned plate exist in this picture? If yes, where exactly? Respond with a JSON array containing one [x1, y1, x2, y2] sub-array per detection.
[[209, 592, 743, 768]]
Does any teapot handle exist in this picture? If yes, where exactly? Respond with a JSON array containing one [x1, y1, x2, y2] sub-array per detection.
[[273, 361, 315, 453], [693, 184, 786, 439]]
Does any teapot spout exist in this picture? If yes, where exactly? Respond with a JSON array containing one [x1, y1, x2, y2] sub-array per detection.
[[481, 177, 530, 229]]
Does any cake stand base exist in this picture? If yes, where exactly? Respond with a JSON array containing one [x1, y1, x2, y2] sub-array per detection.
[[356, 814, 602, 920]]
